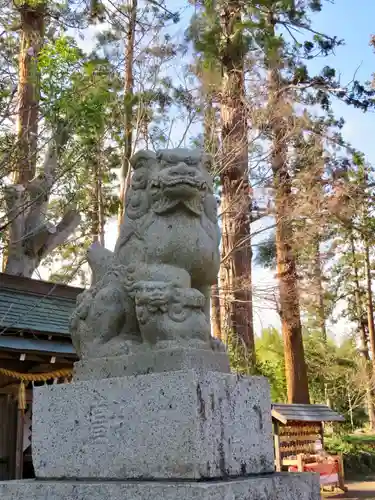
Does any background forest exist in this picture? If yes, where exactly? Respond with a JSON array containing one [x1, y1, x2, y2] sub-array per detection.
[[1, 0, 375, 432]]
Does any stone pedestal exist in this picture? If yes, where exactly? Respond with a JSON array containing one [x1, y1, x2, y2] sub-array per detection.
[[73, 348, 230, 381], [0, 474, 320, 500], [32, 370, 274, 479], [0, 352, 320, 499]]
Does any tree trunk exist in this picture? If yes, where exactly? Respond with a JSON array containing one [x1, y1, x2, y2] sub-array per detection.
[[5, 2, 45, 276], [117, 0, 137, 231], [313, 237, 327, 342], [14, 2, 45, 185], [218, 1, 254, 364], [365, 239, 375, 373], [4, 3, 81, 278], [313, 236, 330, 406], [267, 16, 309, 404], [90, 139, 105, 245], [274, 172, 309, 403], [4, 139, 81, 277], [1, 228, 9, 271], [210, 281, 222, 339], [203, 92, 222, 340], [350, 234, 375, 430], [91, 173, 100, 244], [98, 173, 105, 246]]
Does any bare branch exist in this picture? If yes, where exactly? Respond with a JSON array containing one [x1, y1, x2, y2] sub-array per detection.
[[42, 208, 81, 257]]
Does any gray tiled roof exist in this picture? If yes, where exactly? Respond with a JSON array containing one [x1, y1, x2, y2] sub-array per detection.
[[0, 289, 77, 336], [272, 403, 345, 424]]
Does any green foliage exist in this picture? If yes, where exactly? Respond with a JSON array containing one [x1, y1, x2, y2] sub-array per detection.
[[325, 435, 375, 478], [254, 233, 276, 269], [227, 329, 256, 376], [252, 326, 364, 418], [256, 328, 287, 402], [304, 331, 358, 409]]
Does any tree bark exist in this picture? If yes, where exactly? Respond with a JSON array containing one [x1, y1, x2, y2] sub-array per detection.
[[14, 2, 45, 185], [6, 1, 45, 275], [210, 280, 222, 340], [117, 0, 137, 231], [267, 15, 309, 404], [203, 92, 222, 340], [218, 1, 254, 364], [313, 237, 327, 342], [350, 233, 375, 430], [364, 237, 375, 429], [312, 236, 330, 406], [365, 239, 375, 372], [273, 168, 309, 403], [3, 3, 81, 278], [90, 139, 105, 245]]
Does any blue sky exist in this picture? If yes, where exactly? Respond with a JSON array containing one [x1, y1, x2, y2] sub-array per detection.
[[307, 1, 375, 162]]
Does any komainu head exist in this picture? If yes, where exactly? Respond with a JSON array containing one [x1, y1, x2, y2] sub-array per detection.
[[149, 148, 214, 217], [124, 148, 216, 221]]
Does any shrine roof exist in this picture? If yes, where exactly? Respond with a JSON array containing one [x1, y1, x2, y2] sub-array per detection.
[[0, 273, 83, 338], [272, 403, 345, 424]]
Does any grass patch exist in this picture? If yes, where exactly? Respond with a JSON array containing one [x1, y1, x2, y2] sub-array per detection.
[[343, 434, 375, 444], [325, 435, 375, 478]]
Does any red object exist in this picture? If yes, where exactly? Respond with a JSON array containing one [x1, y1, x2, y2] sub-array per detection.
[[289, 461, 339, 486]]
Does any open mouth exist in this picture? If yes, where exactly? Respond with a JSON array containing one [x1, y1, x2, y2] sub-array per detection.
[[136, 294, 168, 306], [151, 177, 207, 190]]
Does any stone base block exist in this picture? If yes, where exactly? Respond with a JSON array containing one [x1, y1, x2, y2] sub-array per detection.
[[73, 348, 230, 381], [0, 474, 320, 500], [32, 371, 274, 479]]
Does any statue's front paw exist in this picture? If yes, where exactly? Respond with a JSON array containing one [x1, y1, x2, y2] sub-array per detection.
[[210, 337, 226, 353]]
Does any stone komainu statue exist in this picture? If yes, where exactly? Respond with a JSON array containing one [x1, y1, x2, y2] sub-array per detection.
[[70, 148, 224, 358]]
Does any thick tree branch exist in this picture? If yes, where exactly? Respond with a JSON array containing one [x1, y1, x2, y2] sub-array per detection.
[[3, 185, 26, 269], [22, 143, 58, 255], [42, 208, 81, 257], [4, 127, 81, 276]]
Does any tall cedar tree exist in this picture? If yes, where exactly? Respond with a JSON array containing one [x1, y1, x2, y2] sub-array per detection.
[[199, 0, 375, 402], [191, 0, 255, 364], [219, 0, 254, 362], [327, 155, 375, 429], [265, 12, 310, 403], [350, 163, 375, 429], [246, 0, 375, 402], [349, 232, 375, 430], [241, 0, 375, 402], [203, 92, 222, 340], [4, 0, 81, 277], [92, 0, 180, 233], [290, 129, 328, 342]]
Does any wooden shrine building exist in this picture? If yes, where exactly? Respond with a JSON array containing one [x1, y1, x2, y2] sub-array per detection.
[[0, 273, 82, 480], [272, 403, 346, 491]]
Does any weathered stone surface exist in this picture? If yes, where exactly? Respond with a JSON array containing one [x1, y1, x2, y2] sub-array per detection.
[[73, 348, 230, 381], [32, 371, 274, 480], [0, 473, 320, 500], [70, 148, 222, 359]]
